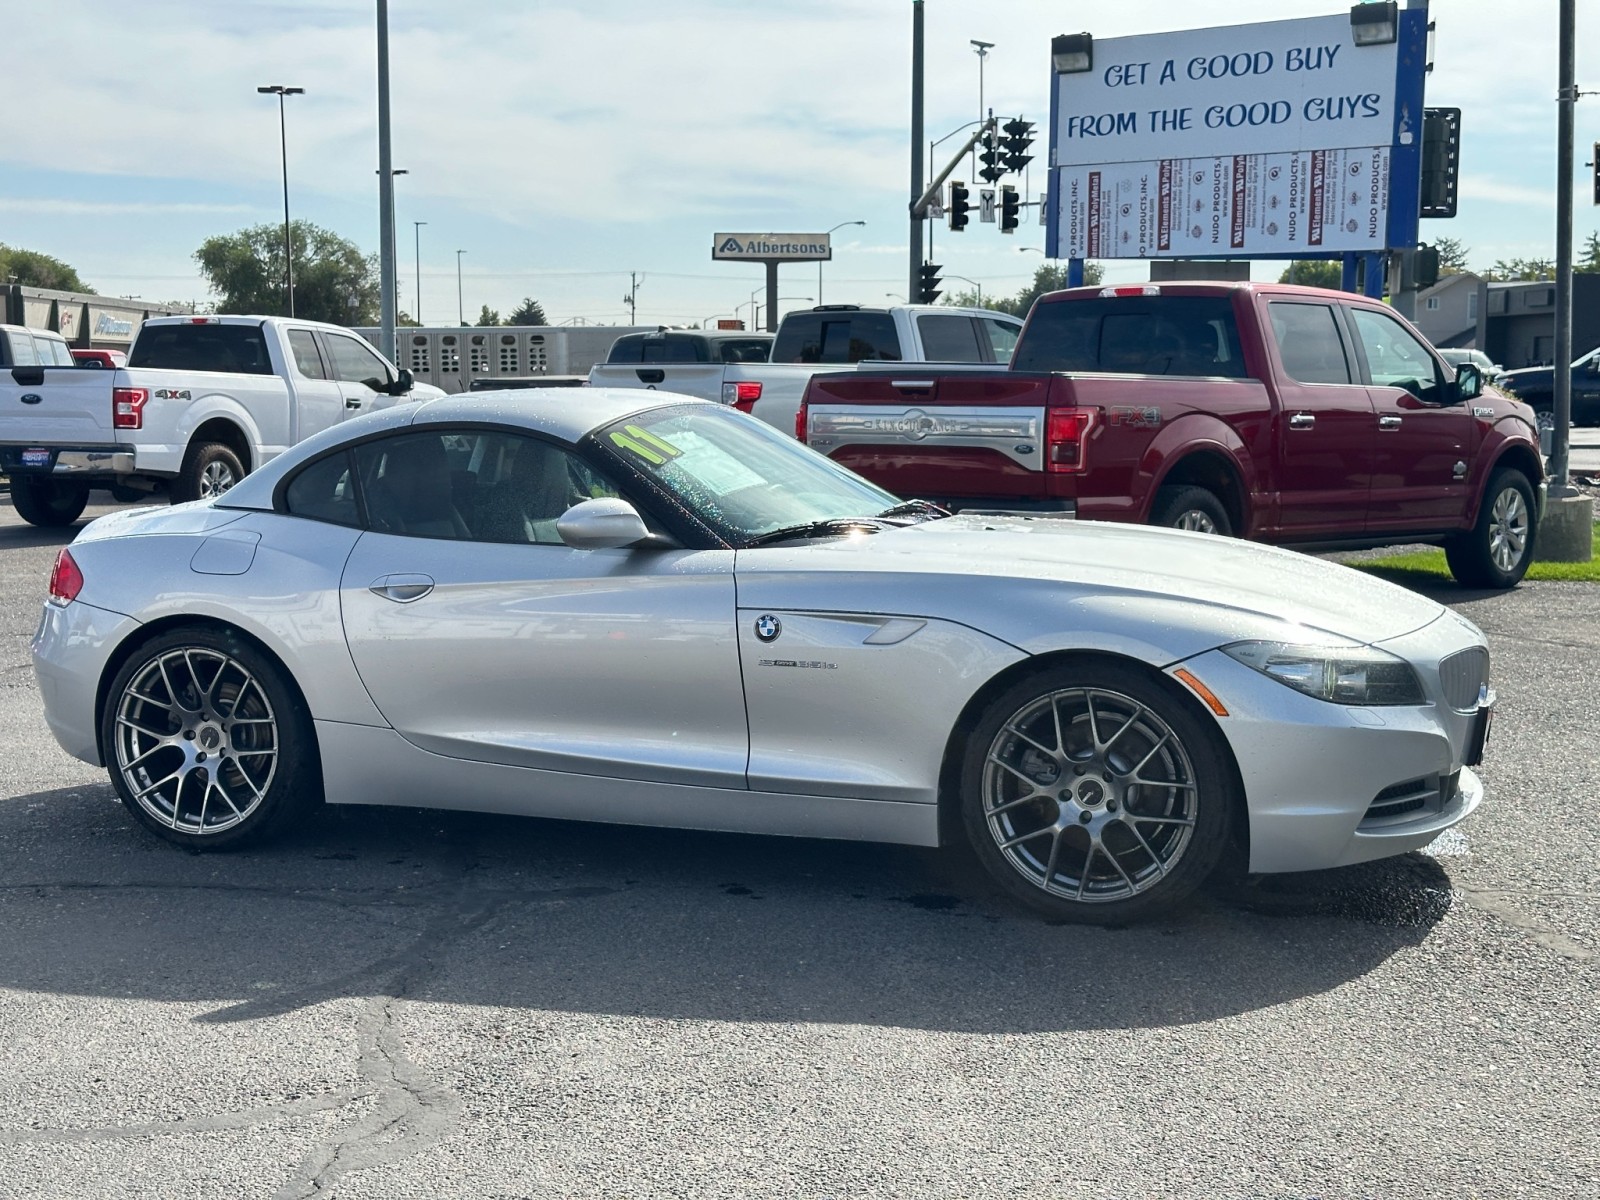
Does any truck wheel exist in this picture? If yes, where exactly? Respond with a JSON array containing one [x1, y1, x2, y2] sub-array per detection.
[[10, 477, 90, 527], [172, 442, 245, 504], [1445, 469, 1537, 589], [1151, 485, 1232, 535]]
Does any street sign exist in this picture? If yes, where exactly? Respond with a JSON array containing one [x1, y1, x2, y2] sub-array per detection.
[[712, 233, 832, 262], [1046, 11, 1427, 260], [979, 189, 996, 223], [1039, 193, 1048, 225]]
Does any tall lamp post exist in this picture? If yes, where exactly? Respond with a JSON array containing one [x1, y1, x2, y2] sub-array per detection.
[[946, 274, 983, 306], [413, 221, 427, 325], [820, 220, 865, 304], [456, 249, 466, 325], [256, 84, 304, 317]]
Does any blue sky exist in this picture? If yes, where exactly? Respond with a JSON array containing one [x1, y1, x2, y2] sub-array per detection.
[[1, 0, 1591, 326]]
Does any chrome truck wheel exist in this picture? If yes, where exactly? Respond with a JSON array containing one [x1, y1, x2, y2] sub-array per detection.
[[101, 628, 319, 849], [959, 661, 1234, 923]]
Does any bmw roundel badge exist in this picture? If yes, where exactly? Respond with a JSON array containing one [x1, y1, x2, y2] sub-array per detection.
[[754, 614, 782, 642]]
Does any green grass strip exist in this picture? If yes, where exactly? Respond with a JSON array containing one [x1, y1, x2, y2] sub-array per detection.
[[1340, 529, 1600, 583]]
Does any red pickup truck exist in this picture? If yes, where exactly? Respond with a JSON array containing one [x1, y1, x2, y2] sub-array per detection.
[[798, 282, 1545, 589]]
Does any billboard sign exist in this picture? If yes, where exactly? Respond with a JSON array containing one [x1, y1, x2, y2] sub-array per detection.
[[712, 233, 832, 262], [1047, 11, 1427, 260]]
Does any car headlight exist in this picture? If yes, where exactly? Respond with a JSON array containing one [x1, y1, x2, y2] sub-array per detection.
[[1221, 641, 1426, 706]]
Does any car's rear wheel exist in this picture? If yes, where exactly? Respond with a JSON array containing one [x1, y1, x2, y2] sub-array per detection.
[[1150, 485, 1232, 535], [172, 441, 245, 504], [100, 627, 319, 849], [1445, 469, 1537, 589], [959, 660, 1235, 924], [10, 477, 89, 527]]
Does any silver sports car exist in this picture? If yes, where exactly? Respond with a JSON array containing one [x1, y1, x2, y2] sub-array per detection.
[[32, 389, 1493, 923]]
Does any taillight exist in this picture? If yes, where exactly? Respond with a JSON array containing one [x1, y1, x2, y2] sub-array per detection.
[[1046, 407, 1096, 472], [113, 387, 149, 429], [48, 548, 83, 606], [795, 399, 808, 442], [721, 380, 763, 413]]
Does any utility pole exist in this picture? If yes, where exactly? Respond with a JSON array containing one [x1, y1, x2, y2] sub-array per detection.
[[376, 0, 396, 360], [456, 250, 465, 326], [413, 221, 426, 325], [908, 0, 925, 300], [623, 272, 642, 324]]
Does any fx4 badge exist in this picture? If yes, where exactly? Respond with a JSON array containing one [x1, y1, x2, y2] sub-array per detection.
[[754, 614, 781, 642], [1109, 406, 1162, 429]]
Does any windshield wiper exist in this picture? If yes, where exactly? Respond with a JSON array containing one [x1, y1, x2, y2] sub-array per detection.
[[743, 517, 890, 547], [875, 498, 950, 521]]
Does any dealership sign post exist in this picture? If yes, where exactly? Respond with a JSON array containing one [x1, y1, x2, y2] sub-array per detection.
[[712, 233, 832, 331], [1045, 8, 1429, 294]]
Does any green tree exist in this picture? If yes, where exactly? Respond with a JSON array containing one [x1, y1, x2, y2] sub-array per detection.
[[194, 221, 381, 324], [1433, 236, 1471, 274], [1575, 232, 1600, 273], [475, 304, 501, 326], [945, 262, 1105, 317], [505, 297, 548, 326], [0, 243, 93, 292], [1278, 260, 1344, 288], [1484, 257, 1554, 282]]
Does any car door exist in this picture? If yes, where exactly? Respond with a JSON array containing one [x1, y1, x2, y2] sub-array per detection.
[[1264, 299, 1375, 536], [283, 328, 345, 442], [318, 330, 394, 417], [336, 426, 748, 794], [1345, 306, 1477, 530]]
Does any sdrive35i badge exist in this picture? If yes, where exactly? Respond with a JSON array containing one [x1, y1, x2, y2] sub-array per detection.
[[754, 614, 781, 642]]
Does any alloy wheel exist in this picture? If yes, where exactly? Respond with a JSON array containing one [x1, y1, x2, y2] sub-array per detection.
[[1487, 486, 1529, 574], [199, 460, 238, 497]]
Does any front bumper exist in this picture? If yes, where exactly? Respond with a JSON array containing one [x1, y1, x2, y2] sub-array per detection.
[[1172, 614, 1491, 874], [32, 599, 141, 766]]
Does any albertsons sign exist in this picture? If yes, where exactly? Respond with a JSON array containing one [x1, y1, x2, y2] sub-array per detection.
[[712, 233, 832, 262], [1047, 11, 1427, 260]]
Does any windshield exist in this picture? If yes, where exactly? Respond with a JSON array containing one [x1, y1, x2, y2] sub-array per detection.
[[593, 405, 897, 544]]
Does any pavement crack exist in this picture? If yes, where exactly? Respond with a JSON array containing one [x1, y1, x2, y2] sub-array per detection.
[[0, 1088, 370, 1145], [1456, 886, 1595, 961]]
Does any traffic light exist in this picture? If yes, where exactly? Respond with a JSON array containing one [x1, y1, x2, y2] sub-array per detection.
[[918, 262, 943, 304], [1001, 118, 1035, 173], [977, 130, 1006, 184], [1420, 107, 1461, 218], [948, 181, 971, 231], [1413, 245, 1440, 289], [999, 185, 1020, 234]]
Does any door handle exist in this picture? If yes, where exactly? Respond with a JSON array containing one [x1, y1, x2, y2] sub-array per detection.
[[1289, 413, 1315, 430], [345, 396, 364, 409], [1378, 415, 1403, 430], [368, 573, 434, 603]]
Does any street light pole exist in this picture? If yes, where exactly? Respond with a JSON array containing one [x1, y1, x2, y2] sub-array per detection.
[[820, 220, 865, 305], [947, 274, 983, 306], [970, 40, 994, 176], [413, 221, 427, 325], [376, 0, 396, 359], [257, 84, 304, 318], [456, 249, 465, 326]]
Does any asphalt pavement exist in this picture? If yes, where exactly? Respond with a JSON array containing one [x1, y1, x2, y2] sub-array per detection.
[[0, 495, 1595, 1200]]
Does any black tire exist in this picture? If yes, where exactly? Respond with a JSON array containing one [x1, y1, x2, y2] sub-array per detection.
[[1150, 484, 1232, 535], [172, 441, 245, 504], [1445, 469, 1538, 589], [9, 477, 89, 527], [100, 626, 320, 850], [957, 659, 1236, 924]]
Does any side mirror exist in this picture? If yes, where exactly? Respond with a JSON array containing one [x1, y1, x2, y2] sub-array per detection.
[[389, 367, 415, 395], [1453, 362, 1483, 401], [1586, 358, 1599, 375], [556, 497, 652, 550]]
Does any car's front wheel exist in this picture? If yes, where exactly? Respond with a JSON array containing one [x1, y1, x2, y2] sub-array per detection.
[[100, 626, 319, 849], [1445, 469, 1537, 589], [958, 660, 1236, 923]]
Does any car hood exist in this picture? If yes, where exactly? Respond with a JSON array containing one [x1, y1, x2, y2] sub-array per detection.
[[735, 516, 1448, 659]]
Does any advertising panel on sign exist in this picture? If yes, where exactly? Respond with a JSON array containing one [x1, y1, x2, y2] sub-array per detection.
[[1047, 10, 1427, 260], [712, 233, 832, 262]]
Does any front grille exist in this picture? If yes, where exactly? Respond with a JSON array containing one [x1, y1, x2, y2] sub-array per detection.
[[1440, 646, 1490, 711], [1362, 772, 1457, 826]]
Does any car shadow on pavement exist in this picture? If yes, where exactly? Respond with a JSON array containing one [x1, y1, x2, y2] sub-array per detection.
[[0, 784, 1456, 1035]]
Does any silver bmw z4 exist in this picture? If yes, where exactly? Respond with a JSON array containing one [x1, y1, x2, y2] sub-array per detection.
[[32, 390, 1493, 923]]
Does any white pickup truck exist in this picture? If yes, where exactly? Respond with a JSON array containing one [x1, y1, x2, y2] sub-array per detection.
[[587, 304, 1023, 433], [1, 314, 442, 526]]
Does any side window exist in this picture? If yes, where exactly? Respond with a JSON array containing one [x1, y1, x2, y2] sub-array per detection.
[[324, 334, 392, 388], [284, 451, 361, 527], [356, 430, 621, 544], [1349, 308, 1443, 401], [287, 330, 328, 379], [1269, 302, 1353, 385], [10, 334, 38, 366], [916, 314, 983, 361], [980, 318, 1021, 363], [607, 337, 644, 364]]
